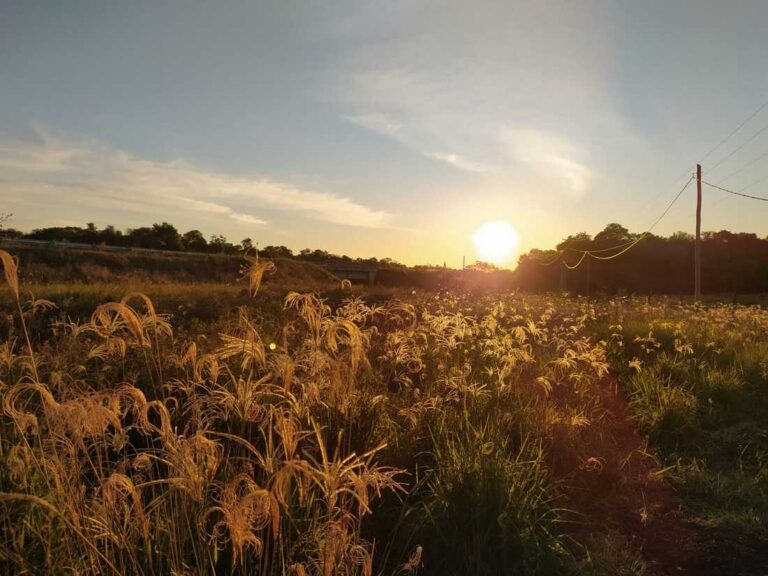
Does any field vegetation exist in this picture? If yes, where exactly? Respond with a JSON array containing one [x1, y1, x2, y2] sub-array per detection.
[[1, 249, 766, 575]]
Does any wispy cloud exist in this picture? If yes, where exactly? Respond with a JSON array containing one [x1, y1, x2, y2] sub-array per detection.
[[343, 113, 402, 136], [424, 151, 487, 173], [0, 133, 392, 229], [333, 2, 619, 195], [179, 198, 268, 225], [499, 129, 592, 197]]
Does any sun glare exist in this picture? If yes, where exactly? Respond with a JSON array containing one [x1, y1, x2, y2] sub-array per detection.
[[472, 221, 520, 266]]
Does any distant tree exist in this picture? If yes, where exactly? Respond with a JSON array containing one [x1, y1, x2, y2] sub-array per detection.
[[209, 234, 228, 252], [99, 225, 125, 246], [260, 245, 293, 258], [129, 227, 161, 249], [594, 223, 632, 247], [556, 232, 593, 252], [0, 213, 22, 238], [182, 230, 208, 252], [670, 231, 694, 242], [240, 238, 254, 253], [83, 222, 98, 243], [151, 222, 183, 251], [378, 257, 405, 269], [466, 261, 499, 272], [0, 228, 22, 238]]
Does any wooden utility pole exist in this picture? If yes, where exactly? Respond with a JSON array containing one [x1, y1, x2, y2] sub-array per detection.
[[695, 164, 702, 301], [560, 265, 566, 293], [586, 255, 591, 299]]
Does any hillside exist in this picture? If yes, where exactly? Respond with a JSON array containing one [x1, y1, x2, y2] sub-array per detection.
[[3, 243, 338, 288]]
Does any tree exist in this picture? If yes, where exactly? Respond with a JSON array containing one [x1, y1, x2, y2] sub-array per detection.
[[100, 225, 125, 246], [151, 222, 183, 251], [209, 234, 228, 252], [594, 223, 632, 248], [556, 232, 592, 252], [260, 245, 293, 258], [240, 238, 254, 253], [182, 230, 208, 252], [0, 214, 22, 238], [129, 227, 160, 249], [670, 231, 694, 242], [466, 261, 499, 272]]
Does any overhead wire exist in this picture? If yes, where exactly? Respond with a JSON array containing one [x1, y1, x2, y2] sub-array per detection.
[[697, 97, 768, 165], [586, 174, 694, 261], [529, 175, 695, 269], [562, 251, 589, 270], [707, 119, 768, 174], [528, 97, 768, 270], [702, 180, 768, 202], [645, 97, 768, 215], [716, 147, 768, 184]]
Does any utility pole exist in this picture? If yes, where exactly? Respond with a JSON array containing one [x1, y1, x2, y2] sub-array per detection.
[[695, 164, 702, 301], [560, 264, 566, 294], [586, 255, 591, 299]]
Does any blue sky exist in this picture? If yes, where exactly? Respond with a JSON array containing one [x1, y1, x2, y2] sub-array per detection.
[[2, 1, 768, 266]]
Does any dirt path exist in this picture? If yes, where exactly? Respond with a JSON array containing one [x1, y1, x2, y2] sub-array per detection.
[[549, 377, 704, 575]]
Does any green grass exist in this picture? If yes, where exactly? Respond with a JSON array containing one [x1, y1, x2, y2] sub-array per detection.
[[594, 300, 768, 574]]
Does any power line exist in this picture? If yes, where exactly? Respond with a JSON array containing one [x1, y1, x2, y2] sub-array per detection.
[[562, 251, 588, 270], [568, 174, 695, 256], [737, 172, 768, 194], [528, 251, 564, 266], [587, 175, 694, 261], [698, 97, 768, 165], [707, 119, 768, 173], [615, 170, 694, 235], [702, 180, 768, 202], [530, 97, 768, 269], [716, 147, 768, 184], [531, 175, 694, 269]]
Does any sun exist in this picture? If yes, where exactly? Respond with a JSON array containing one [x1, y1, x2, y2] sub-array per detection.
[[472, 221, 520, 266]]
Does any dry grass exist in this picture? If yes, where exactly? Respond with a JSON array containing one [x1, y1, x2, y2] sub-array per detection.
[[8, 250, 756, 574]]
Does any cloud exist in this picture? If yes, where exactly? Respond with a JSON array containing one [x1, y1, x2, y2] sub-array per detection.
[[0, 133, 392, 229], [499, 129, 592, 197], [424, 151, 487, 172], [343, 113, 402, 136], [333, 2, 619, 194], [179, 198, 268, 225]]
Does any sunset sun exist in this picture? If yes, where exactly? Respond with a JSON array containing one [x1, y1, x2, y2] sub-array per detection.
[[472, 220, 520, 266]]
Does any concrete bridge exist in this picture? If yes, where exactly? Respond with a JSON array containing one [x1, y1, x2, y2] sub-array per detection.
[[320, 262, 378, 288]]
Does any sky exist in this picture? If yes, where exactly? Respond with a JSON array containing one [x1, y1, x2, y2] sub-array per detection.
[[2, 0, 768, 267]]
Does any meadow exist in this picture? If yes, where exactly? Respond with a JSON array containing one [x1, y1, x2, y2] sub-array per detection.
[[1, 250, 767, 575]]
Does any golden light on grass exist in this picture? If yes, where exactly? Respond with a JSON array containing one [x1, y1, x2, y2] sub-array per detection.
[[472, 221, 520, 266]]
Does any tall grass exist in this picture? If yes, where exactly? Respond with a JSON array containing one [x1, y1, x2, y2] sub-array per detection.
[[594, 297, 768, 573], [1, 250, 697, 574]]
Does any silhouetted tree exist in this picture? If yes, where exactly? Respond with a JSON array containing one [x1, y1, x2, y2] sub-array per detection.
[[260, 245, 293, 258], [240, 238, 254, 253], [466, 261, 499, 272], [209, 234, 228, 253], [182, 230, 208, 252], [128, 227, 161, 249], [151, 222, 183, 251]]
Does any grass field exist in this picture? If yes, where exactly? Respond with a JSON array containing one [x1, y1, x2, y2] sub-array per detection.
[[1, 250, 767, 575]]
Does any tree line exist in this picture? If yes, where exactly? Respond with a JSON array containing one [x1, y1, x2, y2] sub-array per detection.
[[0, 220, 406, 267], [4, 218, 767, 293], [516, 223, 768, 295]]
